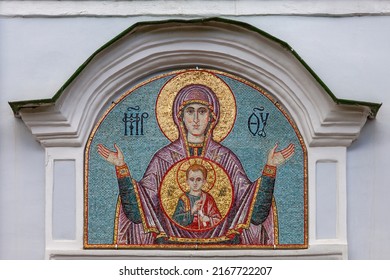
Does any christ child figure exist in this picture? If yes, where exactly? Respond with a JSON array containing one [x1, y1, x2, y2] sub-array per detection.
[[172, 164, 222, 230]]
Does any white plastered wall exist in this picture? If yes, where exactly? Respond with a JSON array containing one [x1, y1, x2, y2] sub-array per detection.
[[6, 19, 376, 259], [1, 2, 389, 260]]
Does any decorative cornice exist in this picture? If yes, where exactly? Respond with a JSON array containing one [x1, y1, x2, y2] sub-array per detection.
[[1, 1, 390, 17], [9, 18, 381, 148]]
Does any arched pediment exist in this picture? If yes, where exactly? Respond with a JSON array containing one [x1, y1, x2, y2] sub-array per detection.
[[9, 18, 381, 259], [10, 18, 380, 148]]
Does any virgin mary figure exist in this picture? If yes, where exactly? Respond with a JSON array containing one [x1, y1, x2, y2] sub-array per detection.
[[97, 78, 294, 246]]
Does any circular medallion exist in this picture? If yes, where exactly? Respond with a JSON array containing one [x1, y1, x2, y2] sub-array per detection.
[[159, 157, 233, 231]]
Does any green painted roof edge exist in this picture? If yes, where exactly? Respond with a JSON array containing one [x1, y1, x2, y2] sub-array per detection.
[[9, 17, 381, 118]]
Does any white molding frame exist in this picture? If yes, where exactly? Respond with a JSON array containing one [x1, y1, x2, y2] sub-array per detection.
[[14, 19, 375, 259], [1, 0, 390, 17]]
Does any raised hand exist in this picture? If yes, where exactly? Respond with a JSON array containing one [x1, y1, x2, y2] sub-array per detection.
[[266, 143, 295, 167], [191, 199, 203, 215], [97, 143, 125, 166]]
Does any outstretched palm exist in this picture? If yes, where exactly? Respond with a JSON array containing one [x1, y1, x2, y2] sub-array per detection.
[[266, 143, 295, 167], [97, 143, 125, 166]]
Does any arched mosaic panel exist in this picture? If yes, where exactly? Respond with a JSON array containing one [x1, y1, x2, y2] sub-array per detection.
[[85, 68, 307, 249]]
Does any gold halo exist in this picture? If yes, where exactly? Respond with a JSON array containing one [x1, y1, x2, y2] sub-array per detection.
[[159, 157, 234, 223], [176, 158, 216, 193], [156, 69, 236, 142]]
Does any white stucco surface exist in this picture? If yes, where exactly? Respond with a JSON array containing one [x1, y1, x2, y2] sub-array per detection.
[[1, 14, 389, 259]]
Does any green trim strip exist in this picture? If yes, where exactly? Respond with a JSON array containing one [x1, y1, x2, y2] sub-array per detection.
[[9, 17, 381, 118]]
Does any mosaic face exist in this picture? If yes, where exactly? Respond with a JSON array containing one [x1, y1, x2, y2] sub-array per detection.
[[182, 103, 210, 140], [85, 69, 307, 249]]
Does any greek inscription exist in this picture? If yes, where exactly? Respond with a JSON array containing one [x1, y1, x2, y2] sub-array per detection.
[[123, 106, 149, 136], [248, 107, 269, 137]]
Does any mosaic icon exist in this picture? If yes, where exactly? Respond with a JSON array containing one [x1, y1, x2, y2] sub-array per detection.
[[85, 69, 307, 249]]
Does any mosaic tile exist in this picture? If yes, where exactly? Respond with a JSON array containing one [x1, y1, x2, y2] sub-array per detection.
[[84, 69, 307, 249]]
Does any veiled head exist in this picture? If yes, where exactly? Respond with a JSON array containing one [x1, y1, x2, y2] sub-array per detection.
[[173, 84, 219, 135]]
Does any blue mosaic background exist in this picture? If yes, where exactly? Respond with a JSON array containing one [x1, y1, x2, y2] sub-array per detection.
[[87, 71, 305, 245]]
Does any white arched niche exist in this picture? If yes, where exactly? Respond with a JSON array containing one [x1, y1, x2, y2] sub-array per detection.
[[10, 18, 380, 259]]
